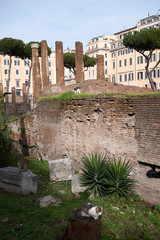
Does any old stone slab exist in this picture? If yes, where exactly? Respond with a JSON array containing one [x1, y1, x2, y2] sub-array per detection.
[[39, 195, 62, 207], [71, 174, 87, 195], [49, 158, 74, 181], [0, 166, 38, 195]]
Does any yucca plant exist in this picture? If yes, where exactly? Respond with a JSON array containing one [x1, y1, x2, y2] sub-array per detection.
[[104, 158, 135, 198], [80, 153, 107, 197]]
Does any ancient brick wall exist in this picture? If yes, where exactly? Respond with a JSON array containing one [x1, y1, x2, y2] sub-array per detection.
[[8, 95, 160, 204]]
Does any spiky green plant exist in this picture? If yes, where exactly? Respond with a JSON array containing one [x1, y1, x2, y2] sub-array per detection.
[[80, 153, 107, 197], [104, 158, 135, 198]]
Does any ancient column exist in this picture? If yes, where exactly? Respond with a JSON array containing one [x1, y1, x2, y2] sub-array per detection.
[[41, 40, 49, 89], [97, 55, 105, 81], [0, 83, 3, 96], [55, 41, 64, 86], [23, 83, 27, 103], [12, 87, 16, 104], [31, 43, 42, 101], [75, 41, 84, 84]]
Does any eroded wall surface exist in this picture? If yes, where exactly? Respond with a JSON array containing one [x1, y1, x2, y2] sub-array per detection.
[[9, 95, 160, 204]]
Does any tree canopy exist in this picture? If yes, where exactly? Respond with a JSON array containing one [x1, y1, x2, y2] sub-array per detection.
[[0, 37, 25, 58], [63, 52, 97, 75], [24, 41, 51, 60], [123, 28, 160, 91]]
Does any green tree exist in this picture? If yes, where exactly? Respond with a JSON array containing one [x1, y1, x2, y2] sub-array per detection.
[[63, 52, 97, 76], [0, 38, 25, 94], [123, 28, 160, 92]]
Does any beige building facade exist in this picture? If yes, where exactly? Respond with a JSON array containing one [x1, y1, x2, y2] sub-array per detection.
[[85, 14, 160, 90], [85, 35, 116, 80], [110, 14, 160, 89], [0, 48, 56, 98]]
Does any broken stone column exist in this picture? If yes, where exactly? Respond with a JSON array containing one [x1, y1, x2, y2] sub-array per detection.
[[31, 43, 42, 101], [0, 83, 3, 96], [55, 41, 64, 86], [0, 167, 38, 195], [97, 55, 105, 81], [75, 41, 84, 84], [23, 83, 27, 103], [12, 87, 16, 103], [41, 40, 49, 89]]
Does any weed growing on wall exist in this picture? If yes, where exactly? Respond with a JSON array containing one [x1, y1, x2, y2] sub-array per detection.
[[0, 95, 11, 167]]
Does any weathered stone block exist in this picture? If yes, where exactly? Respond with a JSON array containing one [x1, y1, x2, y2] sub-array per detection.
[[0, 167, 38, 195], [49, 158, 74, 181], [71, 174, 87, 195]]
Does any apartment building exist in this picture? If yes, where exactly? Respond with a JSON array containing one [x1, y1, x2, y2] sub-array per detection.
[[110, 14, 160, 89], [85, 35, 116, 81], [0, 48, 56, 97]]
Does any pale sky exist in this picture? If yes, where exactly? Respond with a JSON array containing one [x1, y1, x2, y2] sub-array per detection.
[[0, 0, 160, 51]]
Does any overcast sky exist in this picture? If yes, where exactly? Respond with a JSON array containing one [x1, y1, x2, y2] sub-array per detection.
[[1, 0, 160, 51]]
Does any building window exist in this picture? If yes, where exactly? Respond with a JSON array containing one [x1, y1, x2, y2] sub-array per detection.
[[104, 44, 107, 48], [49, 71, 51, 76], [4, 69, 9, 74], [16, 91, 21, 96], [105, 53, 107, 58], [150, 53, 156, 62], [124, 74, 127, 81], [92, 46, 94, 50], [123, 49, 127, 55], [16, 69, 19, 75], [4, 59, 9, 65], [105, 61, 107, 66], [24, 60, 29, 66], [96, 44, 98, 49], [14, 60, 20, 66], [158, 69, 160, 78], [119, 60, 122, 67], [119, 75, 122, 82], [137, 56, 143, 64], [105, 70, 108, 75], [118, 42, 123, 47], [129, 73, 134, 81], [25, 80, 28, 86], [124, 59, 127, 66], [151, 70, 156, 78], [112, 52, 115, 57], [6, 80, 9, 87], [118, 50, 122, 56], [88, 47, 90, 51], [112, 44, 115, 49], [112, 75, 116, 83], [112, 61, 116, 69], [26, 70, 29, 75], [138, 72, 143, 80], [128, 49, 133, 53], [129, 58, 132, 65], [48, 61, 51, 67], [16, 80, 20, 87], [93, 70, 94, 76]]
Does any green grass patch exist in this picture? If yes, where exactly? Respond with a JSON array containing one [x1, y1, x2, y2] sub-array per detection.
[[38, 91, 160, 103], [0, 155, 160, 240]]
